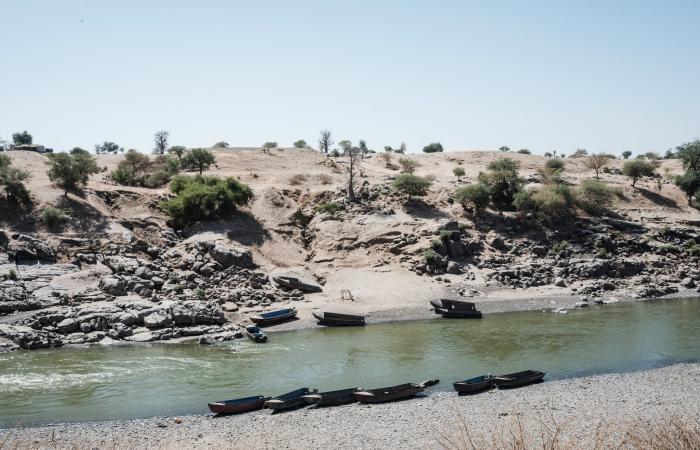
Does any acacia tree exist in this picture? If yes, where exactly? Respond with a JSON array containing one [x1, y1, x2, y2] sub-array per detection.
[[182, 148, 216, 174], [47, 150, 100, 196], [622, 150, 632, 160], [168, 145, 186, 160], [583, 154, 610, 179], [262, 142, 277, 155], [12, 131, 32, 145], [153, 130, 169, 155], [95, 141, 123, 154], [343, 147, 361, 201], [294, 140, 307, 149], [623, 160, 655, 187], [319, 129, 333, 154], [0, 154, 30, 203], [398, 157, 420, 174]]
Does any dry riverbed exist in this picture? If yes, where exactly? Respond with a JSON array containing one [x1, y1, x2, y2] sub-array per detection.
[[2, 363, 699, 449]]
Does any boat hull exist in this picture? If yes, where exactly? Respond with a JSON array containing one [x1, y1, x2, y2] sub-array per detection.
[[435, 308, 483, 319], [265, 388, 315, 411], [494, 370, 545, 389], [208, 396, 267, 415], [250, 308, 297, 326], [354, 382, 431, 404], [313, 312, 365, 327], [453, 375, 494, 394], [303, 388, 358, 407]]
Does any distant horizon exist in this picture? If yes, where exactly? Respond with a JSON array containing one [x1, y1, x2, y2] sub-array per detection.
[[2, 1, 699, 156]]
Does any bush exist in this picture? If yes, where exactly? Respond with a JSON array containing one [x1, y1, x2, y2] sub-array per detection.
[[517, 149, 531, 154], [422, 142, 443, 153], [41, 208, 65, 228], [318, 174, 332, 184], [293, 140, 307, 149], [392, 174, 431, 196], [289, 174, 307, 185], [144, 170, 171, 188], [454, 183, 490, 214], [182, 148, 216, 174], [453, 167, 465, 179], [675, 171, 700, 206], [517, 184, 576, 219], [162, 175, 254, 228], [623, 160, 656, 186], [47, 151, 100, 195], [4, 268, 18, 280], [478, 157, 523, 206], [111, 150, 151, 186], [0, 156, 30, 204], [545, 158, 565, 171], [576, 180, 621, 215], [422, 248, 438, 263], [398, 157, 420, 174], [314, 202, 341, 214]]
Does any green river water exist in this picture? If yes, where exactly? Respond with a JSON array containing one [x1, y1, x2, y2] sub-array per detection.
[[1, 297, 699, 427]]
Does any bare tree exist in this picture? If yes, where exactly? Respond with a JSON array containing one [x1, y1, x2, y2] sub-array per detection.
[[583, 154, 610, 179], [319, 129, 333, 155], [153, 130, 169, 155], [342, 147, 361, 201]]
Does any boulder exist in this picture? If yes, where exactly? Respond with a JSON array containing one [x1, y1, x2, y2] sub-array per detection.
[[56, 318, 79, 333], [134, 267, 153, 280], [554, 277, 567, 287], [100, 276, 127, 296], [144, 312, 171, 329], [680, 277, 696, 288], [208, 244, 254, 269]]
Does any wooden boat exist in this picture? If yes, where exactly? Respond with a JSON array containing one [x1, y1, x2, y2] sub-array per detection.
[[354, 379, 439, 404], [493, 370, 545, 389], [208, 395, 268, 415], [245, 325, 267, 343], [250, 307, 297, 326], [302, 388, 358, 407], [453, 375, 494, 394], [312, 312, 365, 326], [265, 387, 316, 411], [272, 275, 322, 293], [434, 307, 482, 319]]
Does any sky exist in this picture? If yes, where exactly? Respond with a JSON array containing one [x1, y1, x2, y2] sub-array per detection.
[[1, 0, 699, 155]]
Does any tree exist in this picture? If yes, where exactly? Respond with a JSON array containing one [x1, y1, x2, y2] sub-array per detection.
[[168, 145, 186, 160], [47, 151, 100, 195], [319, 130, 333, 154], [478, 157, 523, 205], [544, 152, 553, 158], [153, 130, 169, 155], [664, 149, 676, 159], [398, 143, 407, 154], [583, 154, 610, 179], [182, 148, 216, 174], [12, 131, 32, 145], [398, 157, 420, 174], [455, 183, 490, 215], [163, 175, 254, 228], [359, 140, 369, 156], [422, 142, 443, 153], [675, 171, 700, 206], [338, 140, 352, 155], [379, 152, 393, 168], [294, 140, 307, 149], [499, 146, 510, 152], [262, 142, 277, 155], [676, 140, 700, 172], [570, 148, 588, 158], [517, 149, 531, 154], [343, 147, 361, 200], [213, 141, 229, 148], [95, 141, 123, 154], [545, 158, 565, 172], [623, 160, 655, 187], [622, 151, 632, 160], [453, 167, 465, 180], [111, 150, 151, 186], [0, 154, 30, 203]]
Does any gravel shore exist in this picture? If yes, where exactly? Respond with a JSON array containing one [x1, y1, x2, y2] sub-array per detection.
[[3, 363, 699, 449]]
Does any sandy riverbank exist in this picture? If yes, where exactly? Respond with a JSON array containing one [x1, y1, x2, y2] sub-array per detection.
[[2, 363, 698, 449]]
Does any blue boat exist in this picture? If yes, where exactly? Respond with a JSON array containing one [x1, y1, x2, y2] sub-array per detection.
[[250, 307, 297, 326]]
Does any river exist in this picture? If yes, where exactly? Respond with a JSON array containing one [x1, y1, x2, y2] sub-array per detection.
[[1, 297, 699, 427]]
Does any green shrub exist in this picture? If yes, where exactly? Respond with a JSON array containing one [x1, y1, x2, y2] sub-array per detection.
[[576, 180, 621, 216], [195, 288, 206, 299], [392, 174, 431, 196], [517, 149, 531, 154], [4, 268, 18, 280], [545, 158, 565, 172], [182, 148, 216, 174], [551, 240, 571, 255], [422, 142, 443, 153], [162, 175, 254, 228], [454, 183, 490, 214], [144, 170, 171, 188], [478, 157, 523, 206], [41, 208, 65, 228], [422, 248, 438, 263], [523, 184, 576, 218], [314, 202, 341, 214], [513, 189, 535, 211], [674, 171, 700, 206], [453, 167, 465, 178]]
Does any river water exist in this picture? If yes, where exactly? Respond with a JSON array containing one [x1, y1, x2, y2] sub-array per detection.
[[1, 297, 699, 427]]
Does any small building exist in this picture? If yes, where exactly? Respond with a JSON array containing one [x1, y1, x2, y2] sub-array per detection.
[[9, 144, 53, 153]]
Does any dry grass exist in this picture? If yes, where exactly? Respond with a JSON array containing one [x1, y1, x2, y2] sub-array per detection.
[[288, 174, 308, 185], [437, 414, 700, 450], [317, 174, 332, 185]]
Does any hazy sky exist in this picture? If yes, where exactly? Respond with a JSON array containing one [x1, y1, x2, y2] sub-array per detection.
[[1, 0, 699, 155]]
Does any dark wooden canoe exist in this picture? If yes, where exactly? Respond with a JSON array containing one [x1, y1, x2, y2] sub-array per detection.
[[250, 307, 297, 326], [494, 370, 545, 389], [312, 312, 365, 327], [302, 388, 358, 407], [431, 299, 480, 311], [265, 387, 316, 411], [453, 375, 494, 394], [272, 276, 323, 293], [208, 395, 267, 415], [245, 325, 268, 343], [435, 307, 483, 319], [354, 379, 439, 404]]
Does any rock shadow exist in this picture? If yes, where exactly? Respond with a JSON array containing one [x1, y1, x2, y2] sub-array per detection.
[[637, 188, 679, 209]]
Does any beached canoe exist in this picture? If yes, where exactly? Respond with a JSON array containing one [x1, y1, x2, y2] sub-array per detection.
[[434, 307, 483, 319], [265, 387, 316, 411], [302, 388, 358, 407], [208, 395, 268, 415], [453, 375, 494, 394], [354, 379, 439, 404], [431, 299, 482, 318], [272, 275, 323, 293], [312, 312, 365, 327], [245, 325, 267, 343], [493, 370, 545, 389], [250, 307, 297, 326]]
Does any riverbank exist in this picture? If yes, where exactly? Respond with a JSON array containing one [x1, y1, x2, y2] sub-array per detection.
[[3, 363, 698, 449]]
